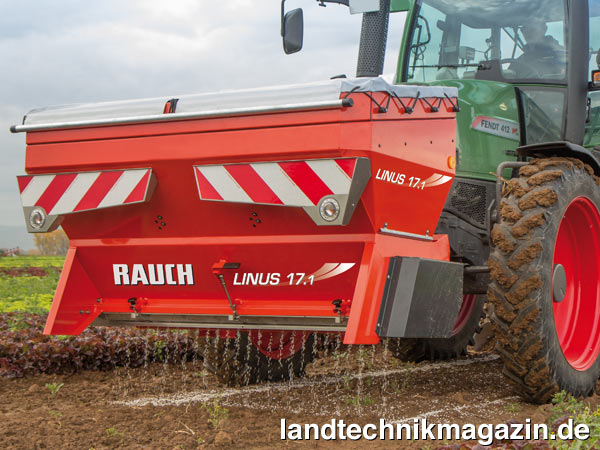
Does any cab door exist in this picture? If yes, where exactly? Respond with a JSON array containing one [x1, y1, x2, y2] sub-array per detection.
[[584, 0, 600, 155]]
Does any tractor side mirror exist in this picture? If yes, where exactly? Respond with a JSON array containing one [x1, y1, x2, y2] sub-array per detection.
[[436, 19, 450, 31], [282, 8, 304, 54]]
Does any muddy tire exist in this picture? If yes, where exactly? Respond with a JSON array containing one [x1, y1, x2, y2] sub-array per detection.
[[203, 331, 316, 386], [488, 157, 600, 403], [388, 294, 486, 361]]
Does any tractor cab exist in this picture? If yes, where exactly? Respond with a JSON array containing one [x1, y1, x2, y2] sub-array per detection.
[[404, 0, 568, 85], [399, 0, 600, 176], [403, 0, 568, 151]]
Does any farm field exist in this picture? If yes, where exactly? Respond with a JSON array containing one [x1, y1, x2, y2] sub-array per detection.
[[1, 256, 599, 449], [0, 255, 63, 315]]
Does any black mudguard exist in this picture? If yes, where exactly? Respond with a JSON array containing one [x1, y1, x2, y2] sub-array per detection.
[[376, 257, 463, 339]]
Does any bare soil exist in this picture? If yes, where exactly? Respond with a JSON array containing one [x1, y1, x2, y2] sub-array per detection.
[[2, 346, 594, 449]]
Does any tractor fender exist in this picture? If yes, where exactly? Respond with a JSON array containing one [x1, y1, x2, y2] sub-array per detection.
[[517, 141, 600, 176]]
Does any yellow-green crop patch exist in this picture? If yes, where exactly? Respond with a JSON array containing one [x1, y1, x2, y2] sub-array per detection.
[[0, 256, 63, 314], [0, 255, 65, 269]]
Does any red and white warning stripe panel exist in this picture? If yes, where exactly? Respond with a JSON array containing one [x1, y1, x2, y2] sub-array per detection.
[[17, 168, 154, 215], [194, 159, 358, 206]]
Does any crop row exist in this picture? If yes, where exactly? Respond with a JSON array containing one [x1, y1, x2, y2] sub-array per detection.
[[0, 273, 59, 315], [0, 313, 205, 378], [0, 267, 60, 277], [0, 255, 65, 269]]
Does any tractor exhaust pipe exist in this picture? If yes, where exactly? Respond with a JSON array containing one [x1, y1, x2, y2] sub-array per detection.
[[356, 0, 390, 78]]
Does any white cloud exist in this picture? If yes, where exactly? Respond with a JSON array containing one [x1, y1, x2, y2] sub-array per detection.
[[0, 1, 386, 227]]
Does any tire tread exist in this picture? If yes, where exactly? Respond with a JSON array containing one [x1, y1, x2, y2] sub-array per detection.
[[489, 157, 600, 403]]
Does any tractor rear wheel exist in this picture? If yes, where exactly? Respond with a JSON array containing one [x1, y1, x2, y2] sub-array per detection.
[[420, 294, 486, 359], [203, 330, 315, 386], [388, 294, 485, 361], [488, 157, 600, 403]]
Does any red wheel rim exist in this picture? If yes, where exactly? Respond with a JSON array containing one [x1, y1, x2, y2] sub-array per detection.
[[453, 294, 477, 335], [248, 330, 309, 359], [553, 197, 600, 371]]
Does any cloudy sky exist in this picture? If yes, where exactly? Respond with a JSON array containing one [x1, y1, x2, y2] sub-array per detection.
[[0, 1, 405, 232]]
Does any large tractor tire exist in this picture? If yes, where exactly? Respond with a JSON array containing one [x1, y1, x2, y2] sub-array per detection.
[[203, 330, 315, 386], [488, 157, 600, 403], [389, 294, 486, 361]]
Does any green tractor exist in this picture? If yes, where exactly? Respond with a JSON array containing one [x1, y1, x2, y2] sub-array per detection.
[[283, 0, 600, 403]]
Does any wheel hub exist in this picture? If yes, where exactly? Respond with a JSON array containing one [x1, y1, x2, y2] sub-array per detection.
[[552, 264, 567, 303], [552, 197, 600, 371]]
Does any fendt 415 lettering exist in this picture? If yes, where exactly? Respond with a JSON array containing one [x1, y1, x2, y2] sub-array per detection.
[[11, 0, 600, 403]]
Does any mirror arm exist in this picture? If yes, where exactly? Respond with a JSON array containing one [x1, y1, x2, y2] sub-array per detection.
[[317, 0, 350, 6], [281, 0, 286, 37]]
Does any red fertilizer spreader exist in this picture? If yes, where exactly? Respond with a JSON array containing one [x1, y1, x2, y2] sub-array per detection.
[[12, 79, 463, 382]]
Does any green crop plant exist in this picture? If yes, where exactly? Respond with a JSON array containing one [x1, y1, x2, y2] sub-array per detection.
[[0, 274, 59, 314], [154, 339, 166, 361], [0, 255, 64, 314], [45, 382, 64, 396], [342, 374, 352, 391], [204, 398, 229, 429], [356, 346, 375, 370], [0, 255, 64, 269], [345, 394, 374, 407], [549, 391, 600, 449], [105, 427, 123, 438], [333, 350, 348, 360], [504, 402, 523, 414], [392, 362, 414, 393], [7, 313, 30, 331]]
